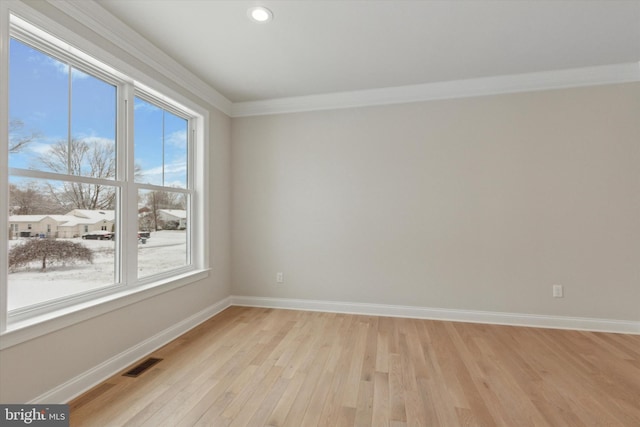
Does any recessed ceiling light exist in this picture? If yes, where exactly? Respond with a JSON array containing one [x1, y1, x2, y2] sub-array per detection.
[[248, 6, 273, 23], [248, 6, 272, 23]]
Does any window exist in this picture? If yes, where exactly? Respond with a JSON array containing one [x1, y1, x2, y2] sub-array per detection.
[[134, 96, 190, 278], [2, 12, 207, 330]]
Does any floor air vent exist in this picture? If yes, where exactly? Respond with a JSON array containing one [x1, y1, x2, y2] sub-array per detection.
[[123, 357, 163, 377]]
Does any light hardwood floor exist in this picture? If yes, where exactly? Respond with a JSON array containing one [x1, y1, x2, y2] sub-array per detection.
[[70, 306, 640, 426]]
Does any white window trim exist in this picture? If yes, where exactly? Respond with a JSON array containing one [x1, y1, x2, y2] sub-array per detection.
[[0, 0, 210, 349]]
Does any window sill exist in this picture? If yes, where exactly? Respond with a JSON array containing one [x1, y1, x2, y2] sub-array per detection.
[[0, 269, 210, 350]]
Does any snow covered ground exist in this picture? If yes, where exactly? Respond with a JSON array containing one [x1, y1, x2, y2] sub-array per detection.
[[7, 230, 187, 310]]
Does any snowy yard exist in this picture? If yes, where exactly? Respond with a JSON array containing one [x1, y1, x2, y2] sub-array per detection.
[[7, 230, 187, 310]]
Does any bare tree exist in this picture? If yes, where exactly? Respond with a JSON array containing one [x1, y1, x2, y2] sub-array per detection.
[[9, 119, 41, 153], [144, 190, 185, 231], [39, 139, 116, 210], [9, 239, 93, 271], [9, 182, 66, 215]]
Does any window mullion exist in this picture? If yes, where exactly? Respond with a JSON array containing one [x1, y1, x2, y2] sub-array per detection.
[[122, 84, 138, 286], [0, 0, 10, 334], [68, 63, 73, 175], [8, 168, 121, 187], [162, 110, 165, 186], [187, 123, 195, 266]]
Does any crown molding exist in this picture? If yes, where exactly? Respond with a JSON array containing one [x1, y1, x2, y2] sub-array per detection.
[[45, 0, 233, 116], [27, 1, 640, 119], [231, 62, 640, 117]]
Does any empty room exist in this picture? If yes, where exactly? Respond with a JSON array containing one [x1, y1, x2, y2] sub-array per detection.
[[0, 1, 639, 426]]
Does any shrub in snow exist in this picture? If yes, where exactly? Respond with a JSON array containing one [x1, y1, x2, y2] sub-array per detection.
[[9, 239, 93, 271], [162, 220, 180, 230]]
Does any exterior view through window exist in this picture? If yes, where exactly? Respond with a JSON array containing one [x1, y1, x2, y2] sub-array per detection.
[[6, 20, 197, 317], [134, 96, 190, 278]]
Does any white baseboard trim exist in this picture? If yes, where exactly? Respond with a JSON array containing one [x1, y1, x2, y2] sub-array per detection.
[[29, 294, 638, 404], [30, 296, 233, 404], [230, 296, 640, 335]]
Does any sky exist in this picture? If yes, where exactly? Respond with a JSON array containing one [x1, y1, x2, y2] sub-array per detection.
[[8, 37, 187, 189]]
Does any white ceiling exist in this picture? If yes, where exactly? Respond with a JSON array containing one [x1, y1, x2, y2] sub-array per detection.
[[97, 0, 640, 104]]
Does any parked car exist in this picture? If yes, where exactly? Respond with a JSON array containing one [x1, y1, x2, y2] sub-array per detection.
[[137, 231, 150, 244], [81, 231, 114, 240]]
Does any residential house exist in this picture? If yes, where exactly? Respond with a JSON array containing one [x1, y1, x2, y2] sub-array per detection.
[[8, 210, 115, 239], [157, 209, 187, 229]]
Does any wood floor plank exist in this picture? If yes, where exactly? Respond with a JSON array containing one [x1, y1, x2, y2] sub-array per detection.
[[281, 343, 331, 426], [245, 376, 290, 427], [371, 371, 390, 427], [342, 321, 369, 408], [69, 307, 640, 427], [317, 338, 355, 425], [353, 379, 374, 426], [265, 372, 305, 427], [387, 353, 407, 423]]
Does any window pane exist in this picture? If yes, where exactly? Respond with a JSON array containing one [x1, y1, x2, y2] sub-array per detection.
[[137, 189, 188, 278], [163, 113, 188, 188], [9, 38, 68, 170], [71, 68, 117, 180], [134, 98, 163, 186], [8, 176, 118, 311], [134, 97, 188, 188], [9, 38, 117, 183]]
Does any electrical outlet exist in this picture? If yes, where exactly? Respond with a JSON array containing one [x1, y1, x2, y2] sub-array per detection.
[[553, 284, 563, 298], [276, 272, 284, 283]]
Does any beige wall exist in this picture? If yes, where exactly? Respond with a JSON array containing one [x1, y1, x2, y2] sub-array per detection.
[[231, 83, 640, 322]]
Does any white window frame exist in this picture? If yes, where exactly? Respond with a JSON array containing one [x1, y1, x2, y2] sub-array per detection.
[[0, 1, 210, 348]]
